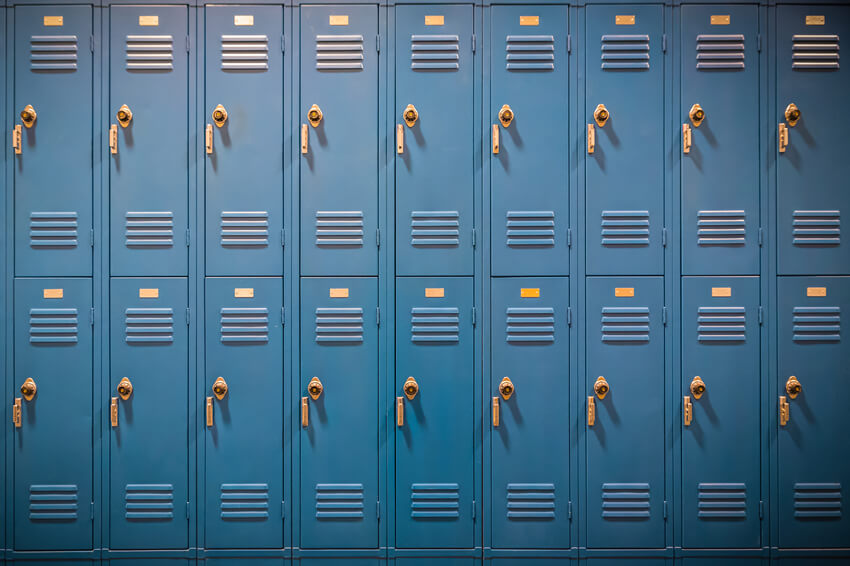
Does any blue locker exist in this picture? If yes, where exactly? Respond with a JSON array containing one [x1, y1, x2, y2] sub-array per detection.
[[300, 5, 379, 277], [585, 277, 665, 548], [109, 278, 189, 549], [490, 277, 570, 549], [394, 5, 474, 276], [490, 6, 569, 277], [109, 7, 190, 276], [777, 277, 850, 548], [299, 277, 379, 548], [681, 277, 761, 548], [395, 277, 474, 548], [585, 5, 665, 276], [680, 6, 760, 276], [776, 6, 850, 276], [13, 6, 94, 277], [204, 6, 284, 276], [204, 277, 284, 548], [13, 278, 93, 550]]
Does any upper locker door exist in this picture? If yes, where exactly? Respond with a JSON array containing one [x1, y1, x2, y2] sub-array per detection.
[[300, 6, 379, 276], [109, 278, 189, 549], [14, 278, 93, 550], [585, 6, 664, 276], [681, 277, 760, 549], [680, 6, 760, 276], [395, 5, 474, 276], [491, 278, 570, 549], [586, 277, 665, 548], [778, 277, 850, 548], [205, 7, 284, 276], [777, 7, 850, 275], [395, 278, 474, 548], [490, 6, 569, 277], [109, 7, 190, 276], [14, 6, 93, 276]]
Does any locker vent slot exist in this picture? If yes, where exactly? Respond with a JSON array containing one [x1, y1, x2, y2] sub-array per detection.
[[30, 35, 78, 71], [698, 483, 747, 519], [221, 35, 269, 71], [29, 211, 79, 248], [315, 308, 364, 343], [316, 483, 365, 519], [29, 484, 78, 520], [411, 483, 460, 519], [601, 211, 650, 246], [792, 210, 840, 246], [125, 35, 173, 71], [411, 35, 459, 70], [411, 211, 460, 247], [697, 307, 746, 342], [601, 307, 650, 343], [506, 307, 555, 343], [411, 307, 460, 343], [220, 308, 269, 343], [696, 34, 745, 70], [507, 483, 555, 520], [697, 210, 746, 245], [794, 483, 842, 519], [602, 483, 650, 519], [506, 211, 556, 247], [315, 211, 364, 247], [125, 484, 174, 520], [792, 306, 841, 342], [316, 35, 364, 71], [125, 308, 174, 344], [601, 35, 650, 70], [220, 483, 269, 520], [506, 35, 555, 71], [792, 35, 839, 70], [220, 211, 270, 247], [125, 211, 174, 248], [29, 308, 78, 344]]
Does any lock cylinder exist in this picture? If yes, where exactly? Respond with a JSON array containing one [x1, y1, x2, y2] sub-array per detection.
[[594, 376, 610, 399], [499, 377, 514, 401], [117, 377, 134, 400], [308, 376, 324, 400], [689, 104, 705, 127], [499, 104, 514, 128], [213, 377, 229, 400], [594, 104, 610, 127], [20, 105, 37, 128], [117, 104, 133, 128], [308, 104, 323, 128], [403, 377, 419, 400], [20, 378, 37, 401], [785, 103, 801, 127], [690, 376, 706, 399], [403, 104, 418, 127], [212, 104, 228, 127], [786, 376, 802, 399]]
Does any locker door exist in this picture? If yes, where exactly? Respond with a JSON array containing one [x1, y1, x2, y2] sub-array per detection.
[[585, 6, 665, 276], [395, 5, 474, 276], [13, 6, 93, 276], [490, 6, 569, 277], [491, 277, 570, 548], [109, 7, 189, 276], [109, 278, 189, 549], [300, 277, 379, 548], [777, 277, 850, 548], [395, 277, 474, 548], [777, 7, 850, 275], [300, 5, 379, 276], [681, 277, 760, 548], [586, 277, 665, 548], [680, 6, 760, 276], [204, 6, 284, 276], [204, 277, 284, 548], [13, 278, 93, 550]]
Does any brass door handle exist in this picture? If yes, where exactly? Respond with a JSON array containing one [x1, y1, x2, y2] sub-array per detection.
[[20, 105, 37, 128], [397, 124, 404, 154], [13, 398, 22, 428], [683, 395, 693, 427], [397, 397, 405, 427], [492, 124, 500, 154], [779, 123, 788, 154], [117, 104, 133, 128], [588, 396, 596, 426], [12, 125, 22, 154], [205, 124, 213, 154], [111, 397, 119, 428], [302, 397, 309, 427], [587, 124, 595, 154], [779, 395, 790, 426], [301, 124, 308, 154], [206, 397, 214, 427], [683, 123, 692, 154], [110, 124, 119, 155], [492, 397, 500, 427]]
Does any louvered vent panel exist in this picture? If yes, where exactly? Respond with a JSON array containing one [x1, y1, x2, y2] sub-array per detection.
[[506, 211, 555, 247], [220, 484, 269, 520], [601, 307, 650, 343], [601, 211, 650, 246], [506, 307, 555, 343], [315, 308, 364, 343], [411, 35, 459, 70], [316, 35, 364, 70], [411, 307, 459, 343], [220, 308, 269, 343], [29, 484, 78, 520], [411, 211, 460, 247], [30, 35, 78, 71], [125, 308, 174, 344], [602, 483, 651, 518], [792, 307, 841, 342], [696, 34, 745, 70], [221, 35, 269, 71], [792, 210, 840, 246], [125, 484, 174, 520], [29, 308, 78, 344], [601, 35, 650, 70], [220, 211, 269, 247], [698, 483, 747, 518], [411, 483, 460, 518], [507, 483, 555, 519], [506, 35, 555, 70], [698, 210, 746, 246], [125, 211, 174, 248], [316, 484, 364, 519], [792, 35, 839, 70], [698, 307, 746, 342], [794, 483, 842, 519], [30, 211, 78, 248], [126, 35, 173, 71], [315, 211, 364, 247]]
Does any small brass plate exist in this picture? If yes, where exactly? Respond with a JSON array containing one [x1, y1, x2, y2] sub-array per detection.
[[43, 288, 63, 299], [710, 15, 731, 25], [425, 15, 444, 26], [139, 15, 159, 26], [807, 287, 827, 297], [615, 15, 635, 25], [520, 16, 540, 26], [520, 288, 540, 298], [43, 16, 63, 27], [712, 287, 732, 297], [329, 15, 349, 26], [615, 287, 634, 298], [806, 15, 825, 26], [234, 15, 254, 26], [425, 288, 445, 298], [234, 288, 254, 298], [139, 288, 159, 298], [330, 288, 349, 298]]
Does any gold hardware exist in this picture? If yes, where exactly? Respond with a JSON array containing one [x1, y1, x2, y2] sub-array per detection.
[[20, 105, 37, 128], [43, 16, 64, 26], [111, 397, 119, 428], [711, 15, 731, 25], [807, 287, 827, 297], [234, 15, 254, 26], [206, 397, 214, 427], [139, 15, 159, 26], [806, 15, 825, 26], [116, 104, 133, 128], [690, 376, 706, 399], [212, 104, 228, 127], [403, 104, 418, 127], [403, 377, 419, 401], [117, 377, 133, 401], [492, 397, 500, 427], [615, 15, 635, 25], [520, 15, 539, 26], [492, 124, 500, 154], [785, 103, 801, 127], [779, 396, 790, 426], [424, 15, 444, 26], [689, 104, 705, 127], [20, 378, 37, 401], [594, 376, 609, 400], [499, 377, 514, 401], [301, 124, 308, 154], [329, 288, 349, 298], [425, 288, 444, 298], [498, 104, 514, 128], [684, 396, 693, 426], [593, 104, 609, 127], [786, 376, 802, 399], [139, 288, 159, 298], [205, 124, 213, 154], [110, 124, 119, 155], [234, 287, 254, 298], [329, 15, 349, 26], [587, 124, 595, 154], [778, 123, 788, 153], [307, 104, 323, 128], [13, 398, 22, 428], [521, 288, 540, 298], [397, 397, 405, 427], [308, 377, 323, 400], [397, 124, 404, 154], [587, 396, 596, 426], [683, 123, 692, 154], [13, 125, 22, 154], [301, 397, 309, 427], [212, 377, 228, 400], [43, 288, 63, 299], [712, 287, 732, 297]]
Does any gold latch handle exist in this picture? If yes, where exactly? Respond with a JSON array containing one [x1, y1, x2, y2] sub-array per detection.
[[492, 397, 500, 427], [683, 123, 692, 154], [588, 396, 596, 426], [111, 397, 119, 428], [12, 125, 22, 155], [109, 124, 118, 155], [683, 395, 693, 427], [780, 395, 790, 426], [206, 396, 214, 427], [397, 397, 405, 427], [397, 124, 404, 154], [587, 124, 595, 154], [492, 124, 500, 154], [205, 124, 213, 155], [301, 397, 309, 427], [779, 123, 788, 154], [13, 398, 22, 428], [301, 124, 309, 155]]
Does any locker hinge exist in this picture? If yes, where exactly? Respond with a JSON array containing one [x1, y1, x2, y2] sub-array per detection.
[[90, 307, 95, 326], [472, 307, 477, 327], [662, 34, 667, 53], [282, 500, 286, 518], [186, 501, 190, 519], [91, 502, 95, 520], [567, 34, 572, 54], [472, 228, 477, 248], [376, 35, 381, 53], [472, 500, 477, 520], [567, 228, 573, 248], [663, 500, 668, 520], [759, 500, 764, 519], [186, 308, 190, 326], [662, 227, 668, 247], [281, 229, 286, 247], [281, 35, 285, 53], [568, 501, 573, 520], [758, 227, 764, 247], [567, 307, 573, 327], [376, 228, 381, 248], [281, 307, 286, 326], [758, 34, 762, 52], [472, 34, 476, 53], [758, 306, 764, 325], [662, 306, 668, 326], [376, 307, 380, 327], [90, 229, 95, 247], [376, 500, 381, 519], [186, 36, 190, 53], [186, 228, 190, 247], [90, 35, 95, 53]]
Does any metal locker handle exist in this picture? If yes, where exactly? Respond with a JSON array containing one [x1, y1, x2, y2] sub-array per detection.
[[587, 396, 596, 426], [13, 398, 22, 428], [205, 124, 213, 155], [779, 395, 790, 426], [587, 124, 595, 154], [682, 123, 692, 154], [397, 397, 405, 427], [206, 396, 214, 427], [301, 397, 309, 427], [683, 395, 693, 427], [397, 125, 404, 154], [111, 397, 119, 428], [12, 125, 22, 155], [778, 123, 789, 154], [492, 124, 500, 154], [109, 124, 119, 155], [301, 124, 309, 154], [492, 397, 500, 427]]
